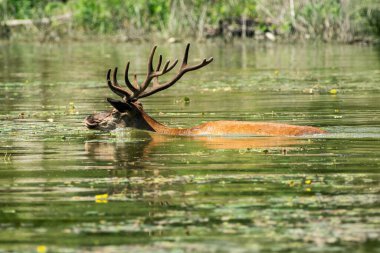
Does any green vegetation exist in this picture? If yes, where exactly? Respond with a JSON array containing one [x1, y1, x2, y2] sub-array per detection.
[[0, 0, 380, 42]]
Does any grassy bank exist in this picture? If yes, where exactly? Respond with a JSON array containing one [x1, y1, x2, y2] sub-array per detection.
[[1, 0, 380, 43]]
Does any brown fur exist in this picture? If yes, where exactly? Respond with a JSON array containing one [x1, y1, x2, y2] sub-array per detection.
[[138, 107, 326, 136], [85, 102, 326, 136]]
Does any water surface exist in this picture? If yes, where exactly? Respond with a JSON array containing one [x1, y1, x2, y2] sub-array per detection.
[[0, 42, 380, 252]]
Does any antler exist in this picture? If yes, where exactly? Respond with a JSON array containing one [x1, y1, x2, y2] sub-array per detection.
[[106, 43, 213, 102]]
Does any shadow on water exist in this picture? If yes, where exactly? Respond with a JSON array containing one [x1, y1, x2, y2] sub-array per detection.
[[0, 42, 380, 252]]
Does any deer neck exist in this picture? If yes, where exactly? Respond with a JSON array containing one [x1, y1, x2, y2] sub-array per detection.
[[136, 109, 190, 135]]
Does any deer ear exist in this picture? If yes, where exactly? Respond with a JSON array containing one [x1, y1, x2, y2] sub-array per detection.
[[106, 98, 133, 112]]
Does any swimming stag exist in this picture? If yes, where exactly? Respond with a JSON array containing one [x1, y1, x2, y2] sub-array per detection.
[[85, 44, 326, 136]]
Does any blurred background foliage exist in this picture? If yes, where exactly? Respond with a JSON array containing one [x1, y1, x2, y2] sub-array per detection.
[[0, 0, 379, 42]]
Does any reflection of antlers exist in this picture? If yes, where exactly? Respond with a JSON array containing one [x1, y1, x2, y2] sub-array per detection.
[[107, 43, 213, 102]]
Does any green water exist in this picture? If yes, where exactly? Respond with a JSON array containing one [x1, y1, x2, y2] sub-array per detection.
[[0, 42, 380, 252]]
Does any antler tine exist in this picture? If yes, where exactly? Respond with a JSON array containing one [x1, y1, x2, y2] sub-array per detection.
[[124, 62, 138, 93], [162, 60, 171, 74], [182, 57, 213, 72], [156, 55, 163, 71], [107, 69, 132, 100], [181, 43, 190, 67], [113, 67, 120, 87], [148, 46, 157, 72], [137, 45, 158, 94], [162, 59, 178, 74], [180, 43, 213, 71], [169, 59, 179, 71]]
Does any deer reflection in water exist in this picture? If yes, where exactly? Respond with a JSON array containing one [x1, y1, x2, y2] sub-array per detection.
[[84, 130, 306, 167], [84, 130, 307, 214]]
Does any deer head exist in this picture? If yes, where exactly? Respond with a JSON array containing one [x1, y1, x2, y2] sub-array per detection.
[[84, 44, 213, 131]]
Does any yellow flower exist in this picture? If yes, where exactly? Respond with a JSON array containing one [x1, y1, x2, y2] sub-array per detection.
[[37, 245, 47, 253], [95, 193, 108, 199], [95, 193, 109, 203]]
